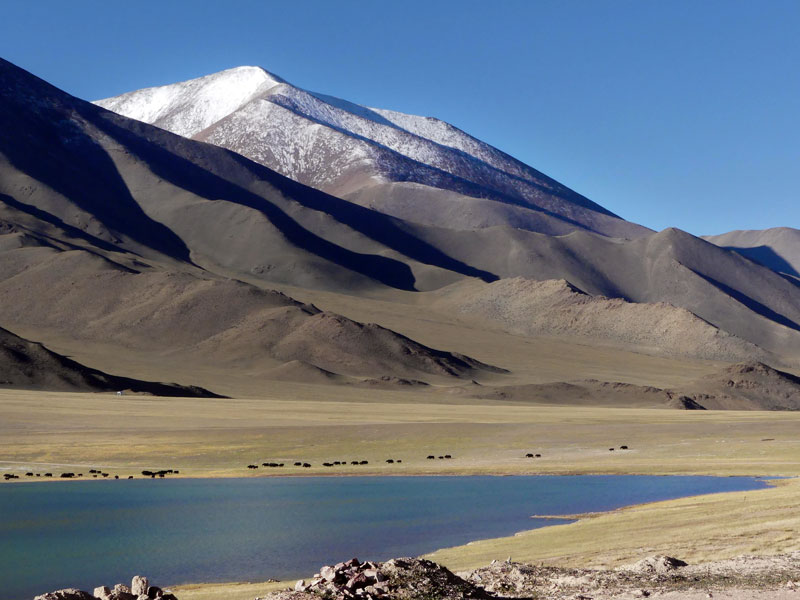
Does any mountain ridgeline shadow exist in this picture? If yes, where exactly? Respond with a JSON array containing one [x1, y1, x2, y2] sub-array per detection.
[[0, 193, 135, 259], [86, 104, 498, 288], [691, 269, 800, 333], [722, 245, 800, 278], [0, 76, 194, 264], [84, 112, 420, 290]]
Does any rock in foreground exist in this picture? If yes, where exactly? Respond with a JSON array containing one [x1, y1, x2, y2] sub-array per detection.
[[34, 576, 176, 600], [285, 557, 487, 600]]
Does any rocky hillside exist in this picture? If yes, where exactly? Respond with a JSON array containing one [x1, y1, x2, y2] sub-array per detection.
[[434, 277, 769, 363]]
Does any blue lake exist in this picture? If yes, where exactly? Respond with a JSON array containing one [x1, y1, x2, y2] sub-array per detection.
[[0, 475, 769, 600]]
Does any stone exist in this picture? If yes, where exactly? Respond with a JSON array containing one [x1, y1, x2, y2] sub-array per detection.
[[346, 573, 369, 590], [114, 585, 132, 595], [131, 576, 149, 596], [34, 590, 97, 600], [294, 579, 307, 592], [137, 595, 150, 600], [320, 565, 337, 582], [94, 586, 112, 600]]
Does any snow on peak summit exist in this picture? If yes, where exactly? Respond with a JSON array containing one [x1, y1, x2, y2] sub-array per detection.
[[95, 65, 283, 137]]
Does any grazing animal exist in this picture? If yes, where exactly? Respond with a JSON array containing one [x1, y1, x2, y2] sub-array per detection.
[[525, 453, 534, 458], [323, 462, 333, 467], [294, 462, 302, 466], [386, 459, 394, 464], [427, 455, 435, 459], [609, 448, 615, 451], [535, 454, 541, 458], [360, 460, 368, 465], [128, 476, 133, 479], [303, 463, 311, 468], [620, 445, 629, 450], [445, 455, 452, 459], [25, 472, 33, 476], [247, 465, 258, 469]]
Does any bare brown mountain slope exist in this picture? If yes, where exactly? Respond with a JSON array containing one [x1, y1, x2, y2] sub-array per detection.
[[414, 226, 800, 361], [455, 361, 800, 411], [434, 277, 770, 363], [680, 361, 800, 410], [0, 244, 503, 382], [0, 57, 494, 293], [704, 227, 800, 278], [0, 326, 221, 396]]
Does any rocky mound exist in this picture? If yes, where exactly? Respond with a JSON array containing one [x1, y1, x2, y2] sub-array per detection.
[[677, 361, 800, 410], [271, 313, 506, 379], [435, 277, 770, 363], [0, 326, 221, 397], [456, 360, 800, 411], [35, 575, 175, 600], [289, 557, 487, 600]]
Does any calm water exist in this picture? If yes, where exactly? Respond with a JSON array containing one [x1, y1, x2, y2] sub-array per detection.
[[0, 475, 768, 599]]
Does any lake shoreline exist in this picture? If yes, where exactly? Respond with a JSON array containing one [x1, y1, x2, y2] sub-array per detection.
[[155, 476, 787, 594]]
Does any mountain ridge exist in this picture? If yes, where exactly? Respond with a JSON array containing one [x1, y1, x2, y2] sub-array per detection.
[[95, 65, 651, 239]]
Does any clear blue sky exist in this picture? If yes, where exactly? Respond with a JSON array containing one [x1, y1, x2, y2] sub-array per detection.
[[2, 0, 797, 235]]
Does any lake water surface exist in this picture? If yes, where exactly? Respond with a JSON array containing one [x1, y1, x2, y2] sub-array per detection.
[[0, 475, 769, 599]]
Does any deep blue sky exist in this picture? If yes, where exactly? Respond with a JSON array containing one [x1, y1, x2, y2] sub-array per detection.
[[2, 0, 797, 235]]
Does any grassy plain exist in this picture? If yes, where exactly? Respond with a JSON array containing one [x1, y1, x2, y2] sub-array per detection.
[[2, 387, 800, 478]]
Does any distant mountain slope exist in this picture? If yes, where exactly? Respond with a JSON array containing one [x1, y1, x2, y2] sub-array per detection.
[[0, 242, 504, 382], [680, 361, 800, 410], [456, 361, 800, 411], [95, 66, 650, 239], [434, 277, 770, 363], [413, 226, 800, 361], [704, 228, 800, 278], [0, 326, 221, 396]]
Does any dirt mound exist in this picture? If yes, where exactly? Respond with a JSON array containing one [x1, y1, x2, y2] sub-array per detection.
[[619, 555, 689, 574], [272, 312, 506, 379], [0, 326, 221, 397]]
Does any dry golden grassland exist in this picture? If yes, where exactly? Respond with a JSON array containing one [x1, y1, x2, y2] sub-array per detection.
[[2, 387, 799, 478]]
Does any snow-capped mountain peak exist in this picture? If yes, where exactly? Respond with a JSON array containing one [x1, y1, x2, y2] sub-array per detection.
[[96, 65, 284, 137], [95, 66, 650, 239]]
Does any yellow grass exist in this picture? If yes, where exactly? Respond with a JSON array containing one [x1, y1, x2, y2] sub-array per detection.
[[2, 388, 800, 479], [428, 477, 800, 571]]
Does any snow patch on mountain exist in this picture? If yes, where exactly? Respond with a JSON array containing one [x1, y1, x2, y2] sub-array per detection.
[[96, 66, 284, 137]]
